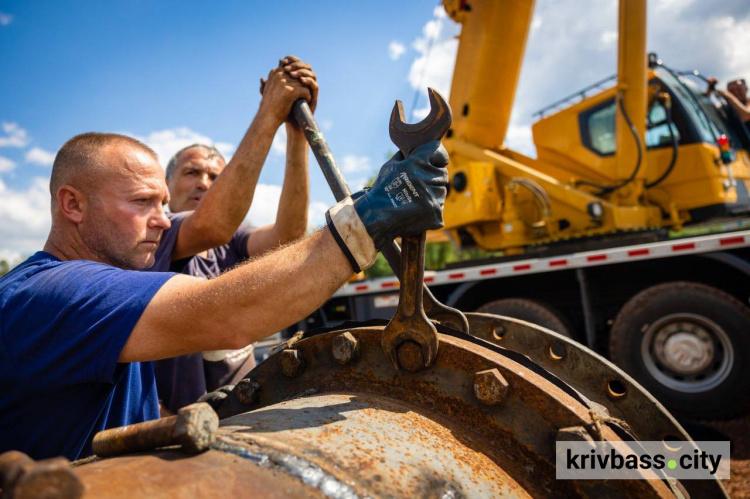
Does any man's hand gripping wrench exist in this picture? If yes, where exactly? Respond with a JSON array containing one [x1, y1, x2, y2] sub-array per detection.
[[381, 88, 452, 372]]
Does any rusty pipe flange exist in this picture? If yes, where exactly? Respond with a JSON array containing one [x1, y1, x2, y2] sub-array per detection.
[[208, 326, 693, 497], [463, 312, 726, 498]]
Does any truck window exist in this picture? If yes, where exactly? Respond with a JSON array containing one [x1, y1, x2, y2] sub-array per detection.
[[581, 93, 682, 155], [645, 100, 681, 148], [581, 100, 616, 155]]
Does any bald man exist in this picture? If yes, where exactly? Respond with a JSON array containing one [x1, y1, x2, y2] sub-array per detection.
[[0, 127, 449, 460]]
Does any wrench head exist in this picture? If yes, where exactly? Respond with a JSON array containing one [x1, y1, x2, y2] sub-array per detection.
[[389, 87, 453, 157], [381, 313, 439, 372]]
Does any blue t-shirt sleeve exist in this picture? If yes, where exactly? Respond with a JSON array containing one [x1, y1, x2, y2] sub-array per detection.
[[1, 261, 174, 387]]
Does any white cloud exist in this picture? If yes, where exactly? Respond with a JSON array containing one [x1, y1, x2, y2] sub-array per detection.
[[271, 126, 287, 156], [307, 201, 329, 231], [340, 155, 372, 174], [600, 30, 618, 46], [339, 155, 373, 191], [0, 249, 22, 266], [244, 183, 282, 227], [0, 123, 29, 148], [244, 184, 330, 233], [388, 41, 406, 61], [407, 6, 460, 119], [0, 156, 16, 173], [0, 12, 12, 26], [0, 177, 51, 258], [25, 147, 56, 166], [131, 127, 236, 169], [319, 120, 334, 132]]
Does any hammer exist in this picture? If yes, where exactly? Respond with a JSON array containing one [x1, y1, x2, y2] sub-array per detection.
[[92, 402, 218, 457]]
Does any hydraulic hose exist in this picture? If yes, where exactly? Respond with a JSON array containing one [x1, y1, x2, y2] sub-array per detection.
[[646, 93, 678, 188], [577, 95, 643, 195]]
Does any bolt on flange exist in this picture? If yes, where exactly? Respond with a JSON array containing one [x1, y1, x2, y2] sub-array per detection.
[[280, 349, 304, 377], [236, 379, 261, 406], [332, 332, 360, 365], [473, 368, 509, 405]]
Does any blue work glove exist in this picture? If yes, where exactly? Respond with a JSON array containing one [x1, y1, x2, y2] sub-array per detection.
[[326, 140, 449, 273]]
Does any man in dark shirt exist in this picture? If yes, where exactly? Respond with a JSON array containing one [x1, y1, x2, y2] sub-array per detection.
[[0, 118, 449, 459], [155, 138, 309, 412], [145, 56, 315, 412]]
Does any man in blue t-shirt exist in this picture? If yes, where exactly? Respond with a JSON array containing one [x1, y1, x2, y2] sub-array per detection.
[[147, 57, 315, 412], [0, 113, 450, 460]]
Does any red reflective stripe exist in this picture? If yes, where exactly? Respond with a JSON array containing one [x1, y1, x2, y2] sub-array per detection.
[[513, 264, 531, 271], [449, 272, 465, 279], [628, 249, 649, 257], [587, 254, 607, 262], [720, 236, 744, 246], [381, 281, 398, 289], [549, 259, 567, 267], [672, 243, 695, 251], [480, 268, 497, 276], [424, 276, 435, 283], [354, 285, 368, 291]]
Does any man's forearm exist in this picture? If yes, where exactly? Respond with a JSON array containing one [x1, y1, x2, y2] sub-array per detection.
[[185, 115, 278, 244], [276, 126, 309, 240], [122, 228, 353, 362], [724, 93, 750, 121]]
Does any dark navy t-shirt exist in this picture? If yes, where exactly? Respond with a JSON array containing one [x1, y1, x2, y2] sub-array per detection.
[[0, 252, 174, 460], [147, 212, 256, 412]]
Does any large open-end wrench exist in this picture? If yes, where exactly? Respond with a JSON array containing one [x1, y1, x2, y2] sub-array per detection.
[[380, 88, 454, 371], [291, 95, 469, 334]]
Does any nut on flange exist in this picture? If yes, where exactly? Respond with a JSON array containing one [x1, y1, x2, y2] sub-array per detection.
[[396, 341, 425, 373], [473, 368, 509, 405], [332, 332, 360, 365], [235, 379, 261, 406], [280, 349, 304, 377]]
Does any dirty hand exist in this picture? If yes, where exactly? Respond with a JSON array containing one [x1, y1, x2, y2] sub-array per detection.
[[257, 64, 313, 128], [326, 141, 449, 273], [279, 55, 318, 113]]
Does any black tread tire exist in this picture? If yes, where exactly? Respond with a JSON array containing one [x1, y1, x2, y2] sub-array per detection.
[[609, 281, 750, 420], [476, 298, 573, 338]]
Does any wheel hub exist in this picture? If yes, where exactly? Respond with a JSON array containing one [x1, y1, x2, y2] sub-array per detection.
[[642, 313, 734, 393], [655, 327, 714, 374]]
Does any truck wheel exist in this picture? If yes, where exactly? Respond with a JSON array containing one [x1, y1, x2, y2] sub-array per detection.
[[609, 282, 750, 419], [476, 298, 573, 338]]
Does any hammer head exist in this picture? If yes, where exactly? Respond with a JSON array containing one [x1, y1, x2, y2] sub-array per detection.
[[389, 88, 453, 157], [173, 402, 219, 453]]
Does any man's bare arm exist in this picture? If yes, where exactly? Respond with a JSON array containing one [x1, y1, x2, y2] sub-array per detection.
[[122, 228, 352, 362], [121, 140, 451, 363], [172, 65, 313, 260], [246, 125, 310, 255], [719, 89, 750, 122]]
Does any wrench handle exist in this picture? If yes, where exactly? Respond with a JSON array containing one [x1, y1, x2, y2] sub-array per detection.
[[396, 234, 425, 317], [291, 99, 351, 201]]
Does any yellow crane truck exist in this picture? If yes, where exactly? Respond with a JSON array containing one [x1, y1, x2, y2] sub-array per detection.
[[304, 0, 750, 421]]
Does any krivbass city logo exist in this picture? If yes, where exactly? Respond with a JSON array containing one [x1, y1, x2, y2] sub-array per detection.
[[556, 441, 730, 480]]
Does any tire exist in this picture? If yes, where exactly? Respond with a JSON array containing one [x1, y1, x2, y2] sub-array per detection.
[[609, 282, 750, 420], [476, 298, 573, 338]]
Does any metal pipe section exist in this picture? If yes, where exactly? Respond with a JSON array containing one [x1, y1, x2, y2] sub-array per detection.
[[615, 0, 648, 204]]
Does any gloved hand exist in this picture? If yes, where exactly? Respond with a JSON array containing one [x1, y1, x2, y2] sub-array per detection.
[[326, 140, 449, 273]]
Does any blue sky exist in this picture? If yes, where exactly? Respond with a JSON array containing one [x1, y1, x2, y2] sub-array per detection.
[[1, 0, 749, 262]]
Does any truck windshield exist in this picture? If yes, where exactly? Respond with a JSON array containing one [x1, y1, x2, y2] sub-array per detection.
[[656, 68, 742, 147]]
